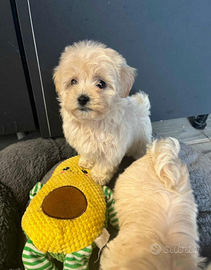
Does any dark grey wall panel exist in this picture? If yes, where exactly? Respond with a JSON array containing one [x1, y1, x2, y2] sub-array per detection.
[[16, 0, 56, 138], [17, 0, 211, 137], [0, 0, 36, 135]]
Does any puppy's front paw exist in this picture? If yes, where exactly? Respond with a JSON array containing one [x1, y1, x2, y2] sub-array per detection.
[[90, 168, 112, 186], [78, 157, 94, 169]]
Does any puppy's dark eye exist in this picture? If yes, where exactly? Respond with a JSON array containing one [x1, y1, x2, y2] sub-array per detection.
[[82, 169, 88, 174], [71, 79, 77, 85], [96, 80, 106, 89]]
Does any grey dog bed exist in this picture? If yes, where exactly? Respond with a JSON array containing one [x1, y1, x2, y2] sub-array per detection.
[[0, 136, 210, 269]]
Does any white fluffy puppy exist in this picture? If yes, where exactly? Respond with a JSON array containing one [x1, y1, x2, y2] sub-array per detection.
[[53, 40, 152, 185], [100, 138, 207, 270]]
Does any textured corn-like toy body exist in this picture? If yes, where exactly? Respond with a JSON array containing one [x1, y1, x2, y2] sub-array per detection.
[[22, 156, 106, 254]]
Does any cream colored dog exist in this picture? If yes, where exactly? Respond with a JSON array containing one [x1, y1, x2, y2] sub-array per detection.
[[53, 40, 152, 185], [100, 138, 209, 270]]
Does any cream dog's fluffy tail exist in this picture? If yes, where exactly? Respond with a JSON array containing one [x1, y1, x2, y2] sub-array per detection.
[[131, 91, 151, 111], [148, 138, 211, 269], [147, 137, 185, 193]]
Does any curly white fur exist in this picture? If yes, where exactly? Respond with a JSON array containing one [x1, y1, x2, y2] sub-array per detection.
[[53, 40, 152, 184], [100, 138, 209, 270]]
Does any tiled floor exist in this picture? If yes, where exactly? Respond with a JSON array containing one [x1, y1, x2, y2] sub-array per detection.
[[152, 116, 211, 160]]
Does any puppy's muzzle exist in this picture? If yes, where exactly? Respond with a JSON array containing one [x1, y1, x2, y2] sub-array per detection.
[[78, 95, 90, 106]]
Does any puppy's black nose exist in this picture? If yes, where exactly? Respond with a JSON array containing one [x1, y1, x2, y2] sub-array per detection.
[[78, 95, 90, 106]]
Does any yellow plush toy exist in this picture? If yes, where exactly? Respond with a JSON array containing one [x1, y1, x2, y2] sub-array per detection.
[[22, 155, 118, 270]]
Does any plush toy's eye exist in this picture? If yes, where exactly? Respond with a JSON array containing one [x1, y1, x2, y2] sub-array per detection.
[[82, 169, 88, 174], [96, 80, 106, 89], [63, 167, 70, 171], [71, 79, 77, 85]]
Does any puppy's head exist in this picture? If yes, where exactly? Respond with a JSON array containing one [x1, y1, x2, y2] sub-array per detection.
[[53, 40, 136, 120]]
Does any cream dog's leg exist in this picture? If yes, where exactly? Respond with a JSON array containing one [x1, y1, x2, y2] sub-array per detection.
[[78, 156, 95, 169], [90, 164, 114, 185], [90, 157, 120, 185]]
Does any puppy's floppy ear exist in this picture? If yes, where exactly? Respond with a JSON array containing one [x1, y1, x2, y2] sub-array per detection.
[[119, 62, 137, 98], [53, 66, 62, 96]]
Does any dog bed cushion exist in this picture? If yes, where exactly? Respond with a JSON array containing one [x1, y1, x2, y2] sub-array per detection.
[[0, 136, 210, 269]]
